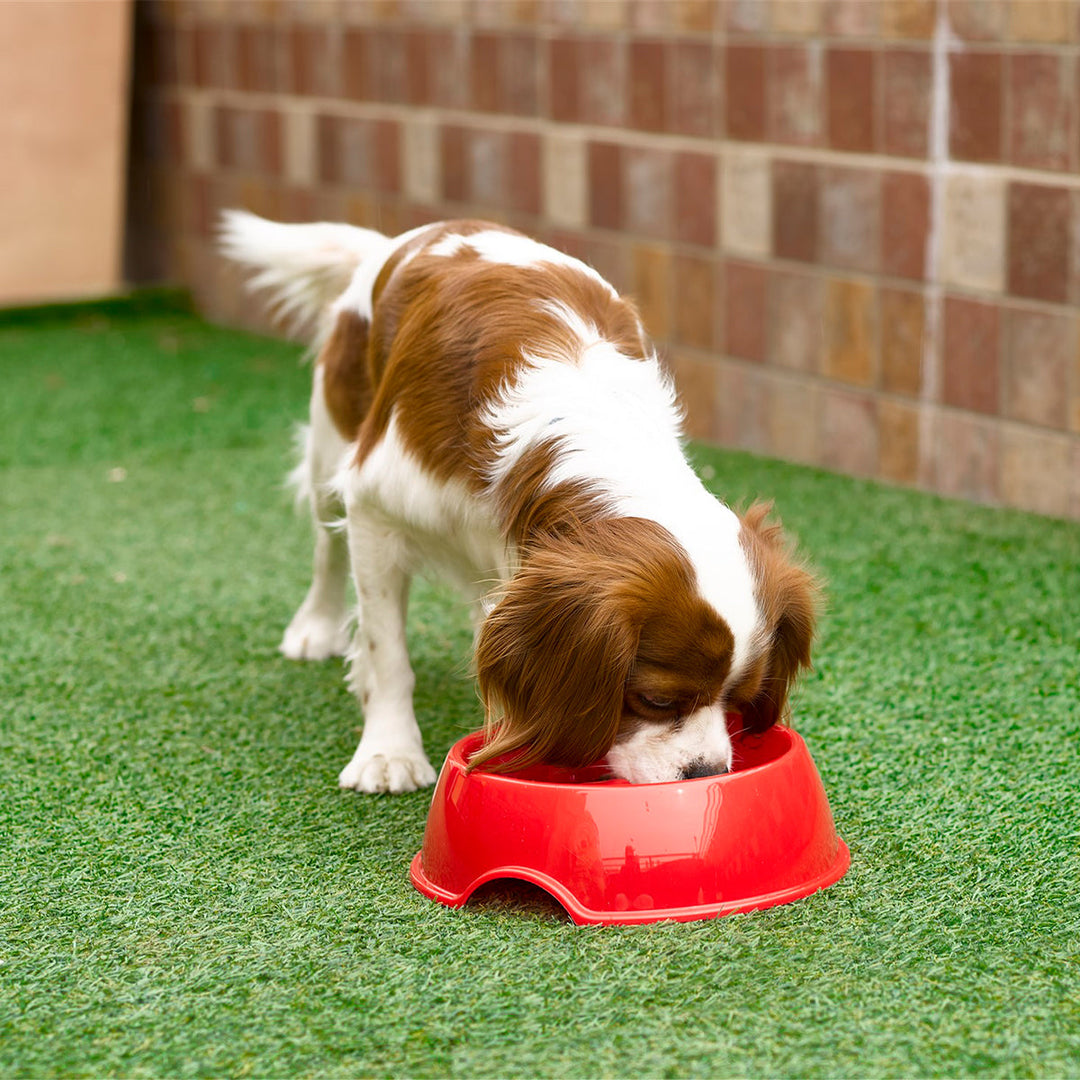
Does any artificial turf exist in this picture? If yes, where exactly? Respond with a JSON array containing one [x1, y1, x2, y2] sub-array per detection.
[[1, 292, 1078, 1078]]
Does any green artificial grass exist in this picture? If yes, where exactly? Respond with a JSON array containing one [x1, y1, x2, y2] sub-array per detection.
[[1, 293, 1078, 1078]]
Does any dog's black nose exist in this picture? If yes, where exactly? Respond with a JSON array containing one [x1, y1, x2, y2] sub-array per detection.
[[681, 759, 724, 780]]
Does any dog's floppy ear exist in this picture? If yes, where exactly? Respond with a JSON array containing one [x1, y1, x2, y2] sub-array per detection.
[[471, 525, 645, 772], [735, 502, 820, 733]]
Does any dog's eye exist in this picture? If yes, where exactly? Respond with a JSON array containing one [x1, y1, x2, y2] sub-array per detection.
[[633, 693, 676, 714], [642, 695, 674, 709]]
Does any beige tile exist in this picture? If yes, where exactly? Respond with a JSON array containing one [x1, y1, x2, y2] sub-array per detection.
[[766, 371, 821, 465], [720, 148, 771, 259], [282, 106, 316, 187], [1008, 0, 1073, 41], [580, 0, 629, 29], [824, 277, 877, 387], [185, 94, 214, 172], [632, 244, 672, 342], [770, 0, 823, 34], [1001, 425, 1073, 517], [939, 171, 1006, 293], [542, 131, 587, 229], [403, 115, 441, 206], [934, 408, 1001, 504], [820, 387, 879, 477], [667, 350, 719, 441], [879, 398, 921, 485]]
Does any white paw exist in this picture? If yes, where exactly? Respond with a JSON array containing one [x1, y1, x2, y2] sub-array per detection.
[[338, 746, 437, 794], [280, 612, 350, 661]]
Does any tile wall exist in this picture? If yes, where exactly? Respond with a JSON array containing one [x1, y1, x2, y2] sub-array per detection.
[[128, 0, 1080, 519]]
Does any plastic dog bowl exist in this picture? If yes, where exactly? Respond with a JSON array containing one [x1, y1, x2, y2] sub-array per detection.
[[410, 721, 849, 925]]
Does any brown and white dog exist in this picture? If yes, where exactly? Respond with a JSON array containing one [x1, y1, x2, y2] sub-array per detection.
[[221, 212, 818, 793]]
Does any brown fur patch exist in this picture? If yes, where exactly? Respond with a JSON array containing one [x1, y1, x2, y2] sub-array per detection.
[[319, 310, 373, 441], [471, 517, 735, 771], [734, 502, 820, 731]]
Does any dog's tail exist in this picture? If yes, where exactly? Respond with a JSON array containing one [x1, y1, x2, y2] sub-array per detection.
[[218, 209, 390, 343]]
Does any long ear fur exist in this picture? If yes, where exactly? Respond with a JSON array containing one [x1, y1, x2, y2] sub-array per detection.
[[737, 502, 821, 733], [471, 520, 673, 772]]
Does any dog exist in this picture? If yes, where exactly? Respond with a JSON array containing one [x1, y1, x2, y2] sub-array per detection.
[[220, 212, 818, 793]]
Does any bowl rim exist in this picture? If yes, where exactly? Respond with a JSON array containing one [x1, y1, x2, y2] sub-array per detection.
[[448, 723, 797, 793]]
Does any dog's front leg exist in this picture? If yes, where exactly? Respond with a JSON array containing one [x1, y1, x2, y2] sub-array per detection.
[[337, 512, 437, 794]]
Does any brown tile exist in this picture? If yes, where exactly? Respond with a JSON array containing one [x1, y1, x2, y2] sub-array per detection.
[[725, 45, 766, 142], [629, 39, 667, 132], [404, 29, 429, 105], [769, 44, 824, 147], [824, 277, 877, 387], [668, 39, 718, 138], [192, 20, 232, 90], [508, 132, 541, 215], [441, 124, 467, 203], [369, 28, 410, 104], [820, 166, 880, 274], [236, 24, 283, 93], [882, 170, 929, 280], [631, 244, 671, 341], [1008, 182, 1070, 303], [1007, 52, 1075, 171], [1004, 306, 1073, 429], [548, 36, 580, 122], [666, 351, 719, 440], [425, 28, 471, 111], [674, 152, 717, 247], [879, 399, 921, 484], [1001, 427, 1072, 517], [724, 260, 768, 363], [949, 51, 1003, 162], [935, 409, 1001, 504], [768, 269, 824, 373], [289, 24, 342, 97], [588, 141, 623, 230], [942, 295, 1000, 415], [948, 0, 1006, 40], [622, 146, 673, 241], [826, 48, 876, 152], [882, 48, 932, 158], [1008, 0, 1074, 42], [880, 286, 925, 396], [820, 388, 879, 477], [672, 254, 716, 350], [772, 159, 819, 264], [881, 0, 936, 38], [499, 33, 540, 116], [580, 37, 628, 127], [342, 28, 371, 100], [470, 32, 499, 112]]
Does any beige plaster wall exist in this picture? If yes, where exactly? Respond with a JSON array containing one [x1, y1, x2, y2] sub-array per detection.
[[0, 0, 132, 305]]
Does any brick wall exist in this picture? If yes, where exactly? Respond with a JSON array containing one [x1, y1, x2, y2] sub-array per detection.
[[128, 0, 1080, 520]]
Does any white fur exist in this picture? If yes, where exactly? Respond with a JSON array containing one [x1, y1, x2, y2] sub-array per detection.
[[428, 229, 618, 295], [219, 210, 389, 341]]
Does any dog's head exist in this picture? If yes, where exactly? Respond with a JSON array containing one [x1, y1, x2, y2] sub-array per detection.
[[471, 509, 818, 783]]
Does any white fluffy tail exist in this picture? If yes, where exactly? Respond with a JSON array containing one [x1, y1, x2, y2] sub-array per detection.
[[218, 210, 389, 341]]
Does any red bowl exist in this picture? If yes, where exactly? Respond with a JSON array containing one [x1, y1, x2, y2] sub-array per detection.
[[410, 721, 850, 925]]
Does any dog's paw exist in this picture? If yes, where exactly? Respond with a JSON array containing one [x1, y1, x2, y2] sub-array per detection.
[[280, 612, 350, 661], [338, 747, 437, 794]]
